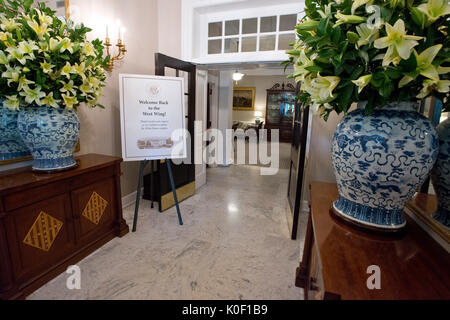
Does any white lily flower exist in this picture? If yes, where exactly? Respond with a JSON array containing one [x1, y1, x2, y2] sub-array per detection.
[[302, 74, 341, 104], [356, 23, 379, 47], [374, 19, 423, 65], [27, 18, 48, 40], [0, 18, 20, 32], [399, 44, 442, 88], [0, 31, 11, 41], [6, 47, 29, 65], [73, 62, 86, 79], [292, 50, 315, 82], [60, 38, 74, 54], [49, 38, 60, 51], [41, 92, 61, 108], [438, 66, 450, 74], [417, 78, 450, 98], [19, 86, 45, 105], [416, 44, 442, 80], [0, 51, 10, 64], [60, 62, 75, 79], [352, 74, 372, 93], [82, 42, 97, 57], [417, 0, 450, 23], [36, 9, 53, 26], [318, 4, 332, 18], [2, 64, 21, 85], [4, 95, 20, 111], [18, 41, 39, 59], [17, 76, 34, 91], [60, 80, 76, 95], [62, 93, 78, 110], [352, 0, 371, 14], [40, 61, 55, 74]]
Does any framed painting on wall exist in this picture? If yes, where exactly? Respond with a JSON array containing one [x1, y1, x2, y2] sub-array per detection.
[[233, 87, 255, 111]]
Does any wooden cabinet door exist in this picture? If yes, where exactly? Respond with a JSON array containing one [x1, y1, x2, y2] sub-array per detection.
[[4, 194, 75, 282], [71, 178, 116, 247]]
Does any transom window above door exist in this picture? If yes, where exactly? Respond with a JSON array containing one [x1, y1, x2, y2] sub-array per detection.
[[207, 14, 298, 55]]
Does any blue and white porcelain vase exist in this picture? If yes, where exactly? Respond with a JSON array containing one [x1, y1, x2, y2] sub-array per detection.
[[17, 106, 80, 172], [0, 100, 31, 161], [431, 118, 450, 229], [331, 102, 439, 232]]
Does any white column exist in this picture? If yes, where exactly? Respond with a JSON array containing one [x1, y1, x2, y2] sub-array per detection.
[[218, 71, 234, 166]]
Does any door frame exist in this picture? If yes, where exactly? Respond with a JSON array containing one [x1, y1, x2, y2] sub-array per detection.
[[153, 53, 197, 211]]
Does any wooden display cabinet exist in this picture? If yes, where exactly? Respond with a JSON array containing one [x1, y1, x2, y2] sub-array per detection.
[[265, 83, 296, 143]]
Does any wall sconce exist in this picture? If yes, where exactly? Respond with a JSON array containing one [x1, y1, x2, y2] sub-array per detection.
[[104, 24, 127, 72]]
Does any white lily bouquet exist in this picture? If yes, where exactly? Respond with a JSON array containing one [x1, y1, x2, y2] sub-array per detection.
[[0, 0, 107, 111], [285, 0, 450, 120]]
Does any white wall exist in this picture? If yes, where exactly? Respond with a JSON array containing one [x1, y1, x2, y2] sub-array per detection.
[[232, 75, 294, 123], [157, 0, 182, 59], [307, 114, 342, 186], [71, 0, 160, 197], [306, 105, 357, 187]]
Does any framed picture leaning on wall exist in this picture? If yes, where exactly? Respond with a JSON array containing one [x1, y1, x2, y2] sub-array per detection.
[[233, 87, 255, 111]]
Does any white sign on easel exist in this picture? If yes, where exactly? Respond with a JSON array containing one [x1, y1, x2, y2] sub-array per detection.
[[119, 74, 187, 230], [119, 74, 187, 162]]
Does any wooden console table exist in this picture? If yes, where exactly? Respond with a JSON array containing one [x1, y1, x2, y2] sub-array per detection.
[[296, 182, 450, 300], [0, 154, 129, 299]]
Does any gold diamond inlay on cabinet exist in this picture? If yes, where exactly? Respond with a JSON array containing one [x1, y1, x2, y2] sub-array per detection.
[[23, 211, 63, 252], [82, 191, 108, 225]]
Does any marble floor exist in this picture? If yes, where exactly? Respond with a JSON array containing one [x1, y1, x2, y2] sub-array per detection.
[[29, 163, 307, 300]]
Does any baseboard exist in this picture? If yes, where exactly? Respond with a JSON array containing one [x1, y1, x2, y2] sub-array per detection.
[[121, 188, 143, 209]]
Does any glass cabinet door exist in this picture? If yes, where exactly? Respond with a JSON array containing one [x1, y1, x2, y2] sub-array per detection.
[[280, 93, 296, 124], [267, 93, 282, 124], [266, 91, 296, 125]]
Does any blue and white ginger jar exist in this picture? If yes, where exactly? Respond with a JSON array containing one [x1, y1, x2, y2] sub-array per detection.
[[331, 102, 439, 231], [431, 118, 450, 229], [17, 106, 80, 172], [0, 100, 31, 161]]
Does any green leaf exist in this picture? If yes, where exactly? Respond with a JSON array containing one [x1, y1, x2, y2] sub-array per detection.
[[305, 65, 323, 73], [296, 20, 320, 32], [410, 8, 427, 28], [385, 67, 402, 79], [398, 53, 417, 72], [331, 26, 341, 43], [350, 65, 364, 80], [358, 50, 369, 65], [286, 50, 300, 56], [380, 80, 394, 98]]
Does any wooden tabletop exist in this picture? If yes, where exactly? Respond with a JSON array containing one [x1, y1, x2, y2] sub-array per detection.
[[310, 182, 450, 300], [0, 154, 122, 196]]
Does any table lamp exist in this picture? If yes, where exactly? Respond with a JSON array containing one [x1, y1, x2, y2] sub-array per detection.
[[255, 111, 263, 124]]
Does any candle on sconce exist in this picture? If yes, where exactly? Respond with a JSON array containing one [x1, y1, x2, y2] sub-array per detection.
[[106, 25, 109, 39], [116, 19, 122, 41], [120, 28, 125, 43]]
